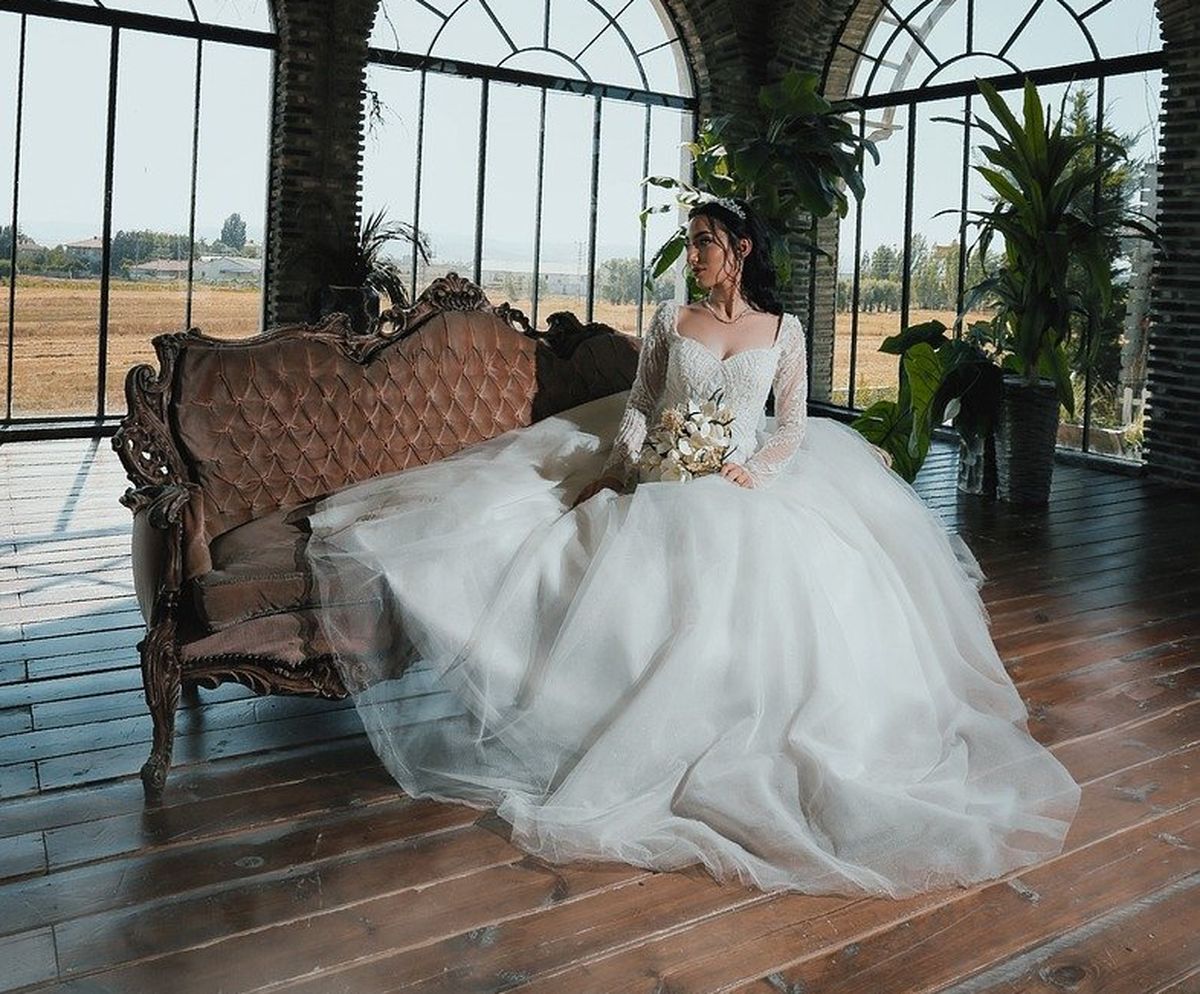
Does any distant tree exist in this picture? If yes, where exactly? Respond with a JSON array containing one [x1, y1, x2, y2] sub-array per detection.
[[500, 272, 525, 301], [0, 224, 25, 257], [600, 258, 642, 305], [868, 244, 901, 281], [110, 229, 190, 275], [220, 213, 247, 251]]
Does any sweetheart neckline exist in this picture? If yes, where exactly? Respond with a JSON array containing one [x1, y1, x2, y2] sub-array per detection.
[[667, 302, 784, 364]]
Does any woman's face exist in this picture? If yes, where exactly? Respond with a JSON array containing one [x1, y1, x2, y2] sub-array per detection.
[[686, 215, 751, 293]]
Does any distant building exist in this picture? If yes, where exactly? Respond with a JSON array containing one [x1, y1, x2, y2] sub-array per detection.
[[128, 259, 190, 281], [195, 255, 261, 284], [64, 237, 104, 263], [14, 235, 43, 256]]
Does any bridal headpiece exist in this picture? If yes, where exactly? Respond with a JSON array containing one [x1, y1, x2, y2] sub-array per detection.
[[705, 196, 747, 221]]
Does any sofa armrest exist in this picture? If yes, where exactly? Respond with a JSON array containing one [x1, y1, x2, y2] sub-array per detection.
[[122, 483, 194, 624]]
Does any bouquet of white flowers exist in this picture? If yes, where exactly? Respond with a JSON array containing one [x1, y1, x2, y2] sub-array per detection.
[[639, 388, 736, 482]]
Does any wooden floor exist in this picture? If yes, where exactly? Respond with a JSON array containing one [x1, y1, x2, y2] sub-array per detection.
[[0, 437, 1197, 993]]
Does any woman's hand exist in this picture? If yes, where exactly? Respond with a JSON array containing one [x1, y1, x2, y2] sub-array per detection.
[[571, 475, 624, 508], [720, 463, 755, 488]]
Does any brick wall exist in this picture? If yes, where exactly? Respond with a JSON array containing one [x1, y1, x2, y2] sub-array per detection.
[[1147, 0, 1200, 487], [267, 0, 377, 326]]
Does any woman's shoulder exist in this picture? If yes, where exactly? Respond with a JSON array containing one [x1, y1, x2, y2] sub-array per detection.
[[778, 310, 805, 345], [647, 299, 681, 338]]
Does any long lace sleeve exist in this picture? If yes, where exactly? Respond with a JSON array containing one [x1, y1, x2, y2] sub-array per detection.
[[598, 300, 671, 488], [744, 313, 807, 487]]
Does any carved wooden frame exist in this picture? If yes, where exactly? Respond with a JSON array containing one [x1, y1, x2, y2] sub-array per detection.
[[112, 273, 635, 794]]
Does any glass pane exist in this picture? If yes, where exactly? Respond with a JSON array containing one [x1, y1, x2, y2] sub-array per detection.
[[485, 0, 547, 50], [104, 0, 195, 20], [502, 49, 585, 78], [190, 39, 269, 339], [1069, 0, 1163, 55], [11, 17, 109, 417], [1003, 2, 1096, 71], [969, 1, 1046, 66], [428, 1, 514, 63], [537, 89, 594, 323], [478, 82, 540, 319], [903, 95, 986, 413], [106, 29, 194, 418], [1056, 72, 1159, 463], [643, 104, 691, 328], [371, 0, 444, 53], [191, 0, 272, 32], [0, 13, 19, 416], [593, 98, 647, 334], [416, 73, 482, 286], [838, 102, 909, 407], [576, 21, 644, 90], [918, 0, 968, 67], [362, 64, 423, 304]]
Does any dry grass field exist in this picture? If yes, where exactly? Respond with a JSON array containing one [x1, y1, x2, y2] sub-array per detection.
[[0, 278, 264, 418], [0, 278, 980, 418], [830, 309, 993, 407]]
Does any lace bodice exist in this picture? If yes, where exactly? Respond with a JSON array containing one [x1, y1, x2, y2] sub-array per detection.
[[601, 299, 808, 488]]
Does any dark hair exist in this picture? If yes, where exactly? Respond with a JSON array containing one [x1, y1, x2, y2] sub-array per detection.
[[687, 198, 782, 315]]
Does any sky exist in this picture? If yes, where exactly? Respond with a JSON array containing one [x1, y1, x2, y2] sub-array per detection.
[[0, 0, 1164, 276]]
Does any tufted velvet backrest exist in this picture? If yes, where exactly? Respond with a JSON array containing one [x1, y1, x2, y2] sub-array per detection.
[[171, 308, 638, 561]]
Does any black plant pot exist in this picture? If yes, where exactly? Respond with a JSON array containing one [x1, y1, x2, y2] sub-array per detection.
[[995, 375, 1059, 505], [319, 284, 380, 334]]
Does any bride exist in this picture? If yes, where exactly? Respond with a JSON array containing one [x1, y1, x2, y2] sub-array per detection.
[[303, 197, 1080, 898]]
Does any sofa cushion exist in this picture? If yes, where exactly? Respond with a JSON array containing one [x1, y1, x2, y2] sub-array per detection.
[[192, 506, 316, 631], [169, 306, 638, 582]]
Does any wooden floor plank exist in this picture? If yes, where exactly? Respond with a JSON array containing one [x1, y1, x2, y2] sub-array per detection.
[[0, 738, 380, 840], [290, 746, 1200, 994], [0, 928, 57, 992], [944, 871, 1200, 993], [1, 440, 1198, 994], [0, 830, 45, 880], [723, 805, 1200, 994], [61, 860, 648, 994]]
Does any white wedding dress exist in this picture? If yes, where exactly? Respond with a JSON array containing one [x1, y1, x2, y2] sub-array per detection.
[[303, 300, 1080, 898]]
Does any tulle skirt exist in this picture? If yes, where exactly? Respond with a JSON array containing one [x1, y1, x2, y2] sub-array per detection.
[[303, 391, 1080, 898]]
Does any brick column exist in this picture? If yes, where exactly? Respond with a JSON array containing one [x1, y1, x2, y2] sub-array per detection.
[[763, 0, 864, 402], [1146, 0, 1200, 487], [267, 0, 377, 326]]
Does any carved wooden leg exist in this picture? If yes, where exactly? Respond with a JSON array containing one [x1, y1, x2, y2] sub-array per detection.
[[139, 618, 181, 795]]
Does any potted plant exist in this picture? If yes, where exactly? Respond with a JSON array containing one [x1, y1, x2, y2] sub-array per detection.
[[296, 207, 431, 334], [850, 319, 1002, 487], [642, 70, 878, 292], [956, 79, 1158, 504]]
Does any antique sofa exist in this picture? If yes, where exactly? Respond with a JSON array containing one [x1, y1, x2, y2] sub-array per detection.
[[113, 274, 640, 793]]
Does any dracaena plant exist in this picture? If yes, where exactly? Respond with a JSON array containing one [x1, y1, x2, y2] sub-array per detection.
[[340, 208, 431, 310], [293, 203, 431, 312], [953, 78, 1159, 416], [642, 71, 877, 292]]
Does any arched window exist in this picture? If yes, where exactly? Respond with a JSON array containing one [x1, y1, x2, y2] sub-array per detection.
[[0, 0, 275, 427], [365, 0, 697, 334], [823, 0, 1163, 461]]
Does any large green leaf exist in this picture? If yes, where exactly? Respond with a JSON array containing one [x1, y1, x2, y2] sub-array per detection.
[[879, 320, 949, 356], [851, 401, 924, 483], [902, 343, 944, 459]]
